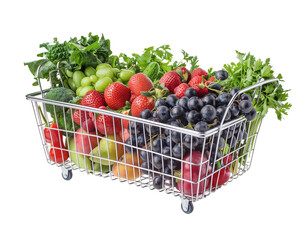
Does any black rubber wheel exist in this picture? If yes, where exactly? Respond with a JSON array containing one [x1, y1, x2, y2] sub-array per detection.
[[62, 170, 73, 181], [181, 201, 194, 214]]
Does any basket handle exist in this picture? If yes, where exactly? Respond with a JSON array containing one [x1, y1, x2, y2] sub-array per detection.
[[37, 60, 65, 97], [219, 78, 280, 126]]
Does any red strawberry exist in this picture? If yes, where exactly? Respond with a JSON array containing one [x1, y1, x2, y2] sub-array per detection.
[[208, 76, 216, 83], [129, 92, 138, 104], [176, 67, 191, 82], [72, 110, 91, 125], [191, 68, 208, 79], [192, 85, 209, 97], [121, 109, 130, 129], [189, 76, 206, 86], [128, 73, 154, 95], [95, 106, 121, 135], [174, 83, 190, 98], [131, 95, 155, 117], [158, 71, 182, 92], [81, 90, 106, 108], [104, 82, 131, 110]]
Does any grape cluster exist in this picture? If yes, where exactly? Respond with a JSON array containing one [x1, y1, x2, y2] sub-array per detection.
[[125, 84, 257, 189]]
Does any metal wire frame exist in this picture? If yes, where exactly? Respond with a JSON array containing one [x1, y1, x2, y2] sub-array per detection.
[[26, 64, 280, 202]]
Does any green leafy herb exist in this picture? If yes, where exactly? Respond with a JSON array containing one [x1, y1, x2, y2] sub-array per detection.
[[220, 51, 291, 120]]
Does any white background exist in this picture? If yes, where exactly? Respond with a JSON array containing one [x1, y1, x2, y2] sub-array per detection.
[[1, 0, 299, 239]]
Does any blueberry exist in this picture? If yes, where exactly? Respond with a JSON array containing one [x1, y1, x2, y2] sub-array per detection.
[[164, 120, 182, 135], [187, 110, 201, 124], [172, 144, 185, 159], [209, 150, 222, 165], [128, 121, 142, 136], [141, 161, 152, 175], [140, 149, 150, 161], [157, 105, 170, 123], [183, 135, 200, 149], [179, 116, 189, 126], [137, 134, 147, 147], [185, 88, 198, 98], [202, 94, 216, 106], [171, 130, 182, 144], [163, 166, 172, 181], [212, 137, 225, 150], [166, 94, 179, 107], [155, 98, 168, 108], [215, 70, 228, 80], [208, 83, 222, 92], [152, 154, 163, 169], [139, 109, 152, 119], [201, 105, 217, 122], [125, 137, 137, 153], [216, 92, 230, 106], [230, 87, 240, 99], [239, 100, 253, 114], [194, 121, 208, 132], [170, 106, 185, 119], [145, 117, 159, 135], [176, 96, 189, 111], [162, 146, 171, 161], [152, 136, 167, 152], [152, 111, 158, 118], [187, 96, 203, 111], [167, 159, 181, 170], [244, 108, 257, 121], [153, 176, 163, 189], [241, 94, 252, 102], [216, 106, 231, 122], [227, 135, 237, 148], [230, 104, 240, 118]]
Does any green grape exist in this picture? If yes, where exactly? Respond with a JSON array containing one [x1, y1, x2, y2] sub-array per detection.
[[76, 86, 83, 96], [111, 68, 121, 75], [73, 71, 85, 88], [68, 78, 77, 91], [78, 86, 94, 97], [90, 75, 98, 83], [66, 69, 73, 78], [96, 68, 114, 79], [81, 77, 93, 87], [94, 77, 113, 92], [84, 67, 96, 77], [119, 69, 135, 82], [96, 63, 112, 71]]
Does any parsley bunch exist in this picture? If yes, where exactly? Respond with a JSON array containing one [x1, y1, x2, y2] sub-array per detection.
[[220, 51, 291, 120]]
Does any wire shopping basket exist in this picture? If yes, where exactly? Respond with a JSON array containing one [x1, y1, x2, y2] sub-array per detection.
[[25, 62, 279, 214]]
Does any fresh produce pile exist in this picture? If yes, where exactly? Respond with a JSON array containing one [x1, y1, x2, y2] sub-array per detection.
[[26, 33, 291, 195]]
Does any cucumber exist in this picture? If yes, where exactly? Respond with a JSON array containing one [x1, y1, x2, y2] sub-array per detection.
[[143, 62, 160, 81]]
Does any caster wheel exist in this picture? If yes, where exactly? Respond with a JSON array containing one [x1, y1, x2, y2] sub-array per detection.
[[62, 170, 72, 181], [181, 201, 194, 214]]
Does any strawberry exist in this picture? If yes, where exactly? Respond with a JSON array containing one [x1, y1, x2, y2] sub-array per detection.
[[72, 110, 91, 125], [131, 95, 155, 117], [192, 85, 209, 97], [104, 82, 131, 110], [81, 90, 106, 108], [174, 83, 190, 98], [189, 76, 206, 86], [128, 73, 154, 95], [208, 76, 216, 84], [129, 92, 138, 104], [95, 106, 121, 135], [158, 71, 182, 93], [176, 67, 191, 82], [191, 68, 208, 79], [121, 109, 130, 129]]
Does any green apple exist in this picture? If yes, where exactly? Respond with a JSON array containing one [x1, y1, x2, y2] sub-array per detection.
[[96, 63, 112, 71], [69, 138, 92, 170], [93, 163, 110, 173], [96, 68, 114, 79], [94, 77, 113, 92], [89, 135, 124, 165], [81, 77, 93, 87]]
